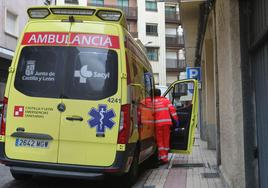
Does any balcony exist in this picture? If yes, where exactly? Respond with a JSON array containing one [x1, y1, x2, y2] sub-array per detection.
[[130, 32, 138, 38], [164, 0, 179, 3], [166, 35, 184, 48], [165, 11, 180, 24], [120, 6, 138, 20], [88, 3, 137, 20], [166, 59, 186, 72]]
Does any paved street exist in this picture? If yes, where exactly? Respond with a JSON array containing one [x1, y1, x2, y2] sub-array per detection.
[[0, 132, 228, 188], [0, 163, 150, 188]]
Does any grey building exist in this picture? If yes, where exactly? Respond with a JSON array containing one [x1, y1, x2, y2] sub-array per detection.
[[0, 0, 42, 100], [180, 0, 268, 188]]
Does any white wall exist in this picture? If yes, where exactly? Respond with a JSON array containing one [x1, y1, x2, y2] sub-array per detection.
[[166, 51, 177, 59], [165, 27, 177, 35], [166, 73, 177, 85], [137, 0, 166, 86], [0, 0, 43, 51]]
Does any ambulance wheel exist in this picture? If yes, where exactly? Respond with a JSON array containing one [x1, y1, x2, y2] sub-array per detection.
[[123, 150, 139, 187], [10, 170, 32, 180]]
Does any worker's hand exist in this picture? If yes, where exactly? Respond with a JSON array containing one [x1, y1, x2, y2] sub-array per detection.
[[175, 120, 180, 128], [174, 120, 180, 131]]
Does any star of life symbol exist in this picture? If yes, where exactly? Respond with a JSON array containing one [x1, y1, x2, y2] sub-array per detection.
[[74, 65, 93, 83], [88, 104, 116, 136]]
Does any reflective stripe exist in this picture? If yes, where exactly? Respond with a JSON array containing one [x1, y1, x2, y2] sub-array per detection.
[[168, 104, 172, 107], [155, 119, 172, 123], [142, 120, 154, 123], [159, 147, 169, 151], [159, 155, 168, 159], [172, 113, 177, 116], [155, 107, 169, 112]]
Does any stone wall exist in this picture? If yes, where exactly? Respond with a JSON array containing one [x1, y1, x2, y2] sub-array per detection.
[[215, 0, 245, 187]]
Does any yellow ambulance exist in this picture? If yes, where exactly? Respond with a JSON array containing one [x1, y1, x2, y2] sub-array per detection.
[[0, 6, 157, 186], [0, 5, 199, 186]]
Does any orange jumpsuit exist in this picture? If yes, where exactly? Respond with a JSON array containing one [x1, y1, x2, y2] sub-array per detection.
[[154, 96, 178, 163]]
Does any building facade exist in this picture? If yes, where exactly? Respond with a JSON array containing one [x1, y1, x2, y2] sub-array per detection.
[[164, 1, 185, 85], [55, 0, 184, 86], [137, 0, 166, 85], [180, 0, 268, 188], [0, 0, 43, 101]]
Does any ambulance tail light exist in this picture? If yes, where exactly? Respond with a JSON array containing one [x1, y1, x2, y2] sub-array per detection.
[[0, 97, 8, 136], [50, 8, 95, 16], [97, 10, 122, 21], [28, 8, 50, 18], [118, 104, 131, 144]]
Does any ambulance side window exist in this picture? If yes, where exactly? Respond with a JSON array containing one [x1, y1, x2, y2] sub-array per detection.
[[144, 71, 153, 98]]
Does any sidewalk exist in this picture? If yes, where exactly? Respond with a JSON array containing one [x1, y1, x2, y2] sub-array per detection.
[[138, 133, 228, 188]]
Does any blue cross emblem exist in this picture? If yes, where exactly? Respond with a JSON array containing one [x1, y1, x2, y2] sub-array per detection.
[[88, 104, 116, 136]]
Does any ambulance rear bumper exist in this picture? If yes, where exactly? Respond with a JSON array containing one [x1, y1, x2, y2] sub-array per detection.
[[0, 142, 136, 179], [10, 166, 105, 179]]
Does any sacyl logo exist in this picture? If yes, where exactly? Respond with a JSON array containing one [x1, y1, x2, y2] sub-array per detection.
[[74, 65, 93, 83], [74, 65, 110, 83]]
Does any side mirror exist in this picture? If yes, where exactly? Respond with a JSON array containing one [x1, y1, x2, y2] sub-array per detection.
[[130, 83, 143, 88], [130, 83, 145, 92]]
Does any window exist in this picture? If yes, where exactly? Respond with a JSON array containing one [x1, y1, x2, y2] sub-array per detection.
[[165, 6, 176, 14], [64, 0, 79, 4], [15, 46, 118, 100], [147, 47, 159, 61], [5, 10, 18, 38], [91, 0, 104, 6], [146, 23, 158, 36], [117, 0, 129, 7], [165, 6, 177, 20], [146, 0, 157, 11]]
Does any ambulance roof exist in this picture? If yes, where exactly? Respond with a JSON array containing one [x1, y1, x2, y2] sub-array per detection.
[[27, 6, 127, 30]]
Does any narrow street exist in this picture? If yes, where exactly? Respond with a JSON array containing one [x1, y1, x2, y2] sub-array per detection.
[[0, 132, 228, 188], [0, 163, 139, 188]]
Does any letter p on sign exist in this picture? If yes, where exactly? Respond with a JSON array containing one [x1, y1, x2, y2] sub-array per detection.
[[186, 67, 201, 81]]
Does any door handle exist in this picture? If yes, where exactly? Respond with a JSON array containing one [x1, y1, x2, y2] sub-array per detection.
[[66, 116, 83, 121]]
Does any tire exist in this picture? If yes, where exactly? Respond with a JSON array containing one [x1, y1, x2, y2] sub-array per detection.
[[10, 170, 32, 180], [122, 149, 139, 188]]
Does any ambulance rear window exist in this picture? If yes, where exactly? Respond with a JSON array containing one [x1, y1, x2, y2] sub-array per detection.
[[15, 46, 118, 100]]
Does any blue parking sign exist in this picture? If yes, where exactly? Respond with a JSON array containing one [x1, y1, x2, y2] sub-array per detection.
[[186, 67, 201, 81]]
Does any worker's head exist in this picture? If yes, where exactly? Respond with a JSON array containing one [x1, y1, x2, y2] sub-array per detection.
[[154, 88, 161, 97]]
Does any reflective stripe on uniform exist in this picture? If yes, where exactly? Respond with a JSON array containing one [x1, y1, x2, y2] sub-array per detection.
[[168, 104, 172, 107], [158, 147, 169, 151], [159, 155, 168, 159], [142, 120, 154, 123], [155, 107, 169, 112], [155, 119, 172, 123], [172, 113, 177, 116]]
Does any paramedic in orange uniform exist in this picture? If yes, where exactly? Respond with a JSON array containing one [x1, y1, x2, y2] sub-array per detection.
[[154, 88, 179, 164]]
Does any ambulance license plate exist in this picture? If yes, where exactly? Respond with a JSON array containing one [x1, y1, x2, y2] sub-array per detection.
[[15, 138, 49, 148]]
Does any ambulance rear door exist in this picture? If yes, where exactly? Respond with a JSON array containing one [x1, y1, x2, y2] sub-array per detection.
[[164, 79, 198, 154], [57, 22, 122, 166], [4, 21, 71, 162]]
